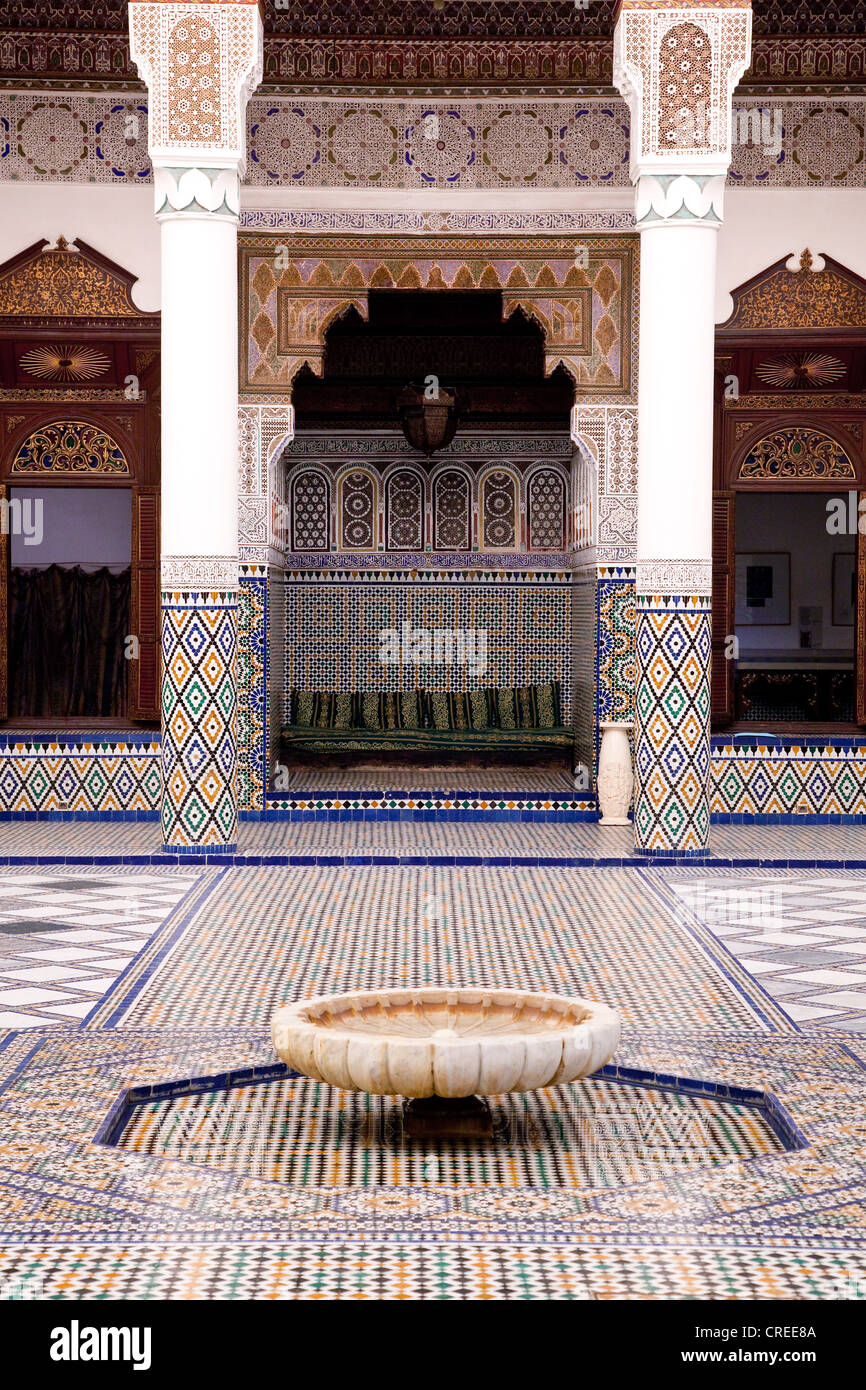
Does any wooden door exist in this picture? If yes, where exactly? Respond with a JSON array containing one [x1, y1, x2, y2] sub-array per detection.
[[0, 483, 7, 720], [129, 486, 159, 722], [857, 491, 866, 725], [711, 490, 736, 725]]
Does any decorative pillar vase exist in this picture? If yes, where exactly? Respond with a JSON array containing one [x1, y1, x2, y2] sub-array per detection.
[[597, 722, 634, 825]]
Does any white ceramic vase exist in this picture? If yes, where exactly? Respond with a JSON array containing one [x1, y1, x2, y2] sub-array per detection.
[[597, 722, 634, 825]]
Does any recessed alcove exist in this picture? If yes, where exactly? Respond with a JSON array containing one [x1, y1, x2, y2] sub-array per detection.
[[273, 288, 578, 797]]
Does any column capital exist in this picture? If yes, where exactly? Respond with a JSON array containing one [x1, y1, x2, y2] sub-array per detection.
[[129, 0, 263, 216], [613, 1, 752, 187]]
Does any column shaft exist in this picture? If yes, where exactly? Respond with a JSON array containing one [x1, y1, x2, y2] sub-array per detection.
[[160, 213, 240, 854], [633, 222, 717, 856]]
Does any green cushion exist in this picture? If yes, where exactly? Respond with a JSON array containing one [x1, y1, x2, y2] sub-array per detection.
[[468, 687, 498, 731], [280, 726, 572, 753], [497, 687, 518, 730]]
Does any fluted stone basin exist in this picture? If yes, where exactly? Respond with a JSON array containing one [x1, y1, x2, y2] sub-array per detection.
[[271, 988, 621, 1099]]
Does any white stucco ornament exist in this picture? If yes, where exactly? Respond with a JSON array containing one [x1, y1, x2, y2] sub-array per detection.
[[271, 988, 621, 1098]]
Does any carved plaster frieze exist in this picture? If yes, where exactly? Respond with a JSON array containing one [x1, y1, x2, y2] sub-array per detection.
[[161, 555, 239, 589], [636, 558, 713, 596], [129, 1, 262, 163]]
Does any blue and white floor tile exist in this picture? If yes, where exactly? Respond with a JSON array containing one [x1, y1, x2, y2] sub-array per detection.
[[0, 872, 199, 1028], [665, 872, 866, 1031]]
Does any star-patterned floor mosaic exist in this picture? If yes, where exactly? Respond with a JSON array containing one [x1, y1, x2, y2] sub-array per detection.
[[1, 857, 866, 1299], [663, 871, 866, 1033], [0, 872, 200, 1029], [2, 818, 866, 866]]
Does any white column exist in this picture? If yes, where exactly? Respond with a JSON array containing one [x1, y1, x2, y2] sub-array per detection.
[[160, 213, 239, 563], [614, 0, 752, 855], [636, 217, 719, 580], [130, 0, 263, 852]]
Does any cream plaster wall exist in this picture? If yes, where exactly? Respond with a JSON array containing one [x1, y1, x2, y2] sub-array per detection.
[[3, 181, 866, 331], [717, 190, 866, 323], [0, 183, 160, 312]]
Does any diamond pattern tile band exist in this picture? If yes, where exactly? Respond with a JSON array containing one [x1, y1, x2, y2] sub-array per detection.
[[161, 591, 239, 853], [634, 595, 711, 855]]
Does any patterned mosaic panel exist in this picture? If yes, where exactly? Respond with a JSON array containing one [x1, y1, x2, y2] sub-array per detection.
[[282, 572, 572, 723], [0, 738, 160, 817], [634, 597, 711, 855], [161, 593, 238, 852], [286, 443, 571, 558], [237, 569, 267, 815], [117, 1072, 781, 1187], [1, 93, 864, 188], [571, 565, 596, 782], [597, 570, 636, 728], [711, 742, 866, 819], [117, 863, 767, 1033]]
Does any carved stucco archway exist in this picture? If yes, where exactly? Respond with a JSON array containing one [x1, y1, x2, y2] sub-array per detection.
[[239, 233, 637, 397]]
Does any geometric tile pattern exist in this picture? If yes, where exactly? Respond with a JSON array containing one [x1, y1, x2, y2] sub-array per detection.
[[0, 871, 199, 1030], [6, 819, 866, 867], [116, 1071, 782, 1186], [237, 572, 267, 815], [1, 860, 866, 1298], [634, 597, 712, 855], [0, 738, 161, 816], [711, 741, 866, 818], [118, 864, 767, 1033], [666, 871, 866, 1033], [283, 573, 573, 722], [161, 593, 238, 852], [0, 1240, 863, 1302], [2, 1025, 866, 1288], [2, 92, 865, 190], [597, 571, 636, 728]]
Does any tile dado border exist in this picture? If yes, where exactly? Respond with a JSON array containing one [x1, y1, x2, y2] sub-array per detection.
[[711, 739, 866, 820], [0, 738, 161, 818], [1, 92, 864, 189]]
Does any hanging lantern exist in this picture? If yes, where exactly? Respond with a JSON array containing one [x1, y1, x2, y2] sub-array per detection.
[[397, 383, 461, 457]]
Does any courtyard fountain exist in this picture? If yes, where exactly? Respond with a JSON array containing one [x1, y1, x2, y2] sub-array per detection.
[[272, 987, 621, 1137]]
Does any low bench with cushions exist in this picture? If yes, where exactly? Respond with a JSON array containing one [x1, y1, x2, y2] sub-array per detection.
[[281, 682, 571, 755]]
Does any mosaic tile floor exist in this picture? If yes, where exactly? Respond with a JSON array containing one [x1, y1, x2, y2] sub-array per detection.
[[2, 1023, 866, 1300], [2, 819, 866, 867], [662, 871, 866, 1034], [115, 866, 774, 1032], [116, 1071, 782, 1187], [0, 872, 200, 1029], [276, 765, 576, 792], [1, 859, 866, 1299]]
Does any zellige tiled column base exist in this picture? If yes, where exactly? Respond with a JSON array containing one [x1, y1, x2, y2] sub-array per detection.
[[634, 594, 711, 856], [161, 590, 238, 854]]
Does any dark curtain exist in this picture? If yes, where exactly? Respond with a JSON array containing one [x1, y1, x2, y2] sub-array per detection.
[[9, 565, 130, 719]]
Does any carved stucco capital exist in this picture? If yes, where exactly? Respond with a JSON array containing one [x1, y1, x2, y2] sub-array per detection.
[[129, 0, 263, 216], [613, 1, 752, 185]]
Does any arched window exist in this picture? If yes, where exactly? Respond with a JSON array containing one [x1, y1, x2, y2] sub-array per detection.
[[386, 469, 424, 551], [291, 469, 330, 551], [528, 468, 566, 550], [481, 469, 518, 549], [433, 470, 471, 550]]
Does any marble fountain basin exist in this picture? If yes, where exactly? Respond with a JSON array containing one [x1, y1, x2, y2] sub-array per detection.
[[271, 988, 621, 1099]]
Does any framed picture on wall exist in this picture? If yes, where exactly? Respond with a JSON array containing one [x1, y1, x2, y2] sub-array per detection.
[[832, 552, 856, 626], [735, 552, 791, 626]]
